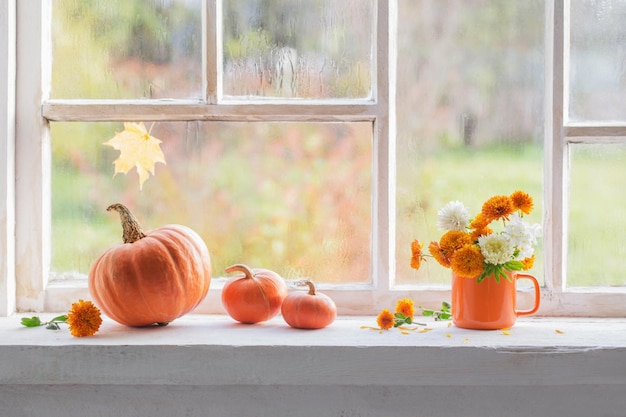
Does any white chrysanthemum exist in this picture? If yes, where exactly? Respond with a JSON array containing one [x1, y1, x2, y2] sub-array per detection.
[[504, 213, 542, 259], [478, 233, 515, 265], [437, 200, 470, 231]]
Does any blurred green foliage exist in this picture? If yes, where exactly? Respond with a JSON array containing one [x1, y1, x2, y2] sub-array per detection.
[[49, 0, 625, 288], [52, 121, 373, 284]]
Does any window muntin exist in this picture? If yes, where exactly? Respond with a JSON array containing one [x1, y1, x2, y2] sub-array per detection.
[[395, 0, 545, 286], [51, 0, 203, 99], [223, 0, 374, 99]]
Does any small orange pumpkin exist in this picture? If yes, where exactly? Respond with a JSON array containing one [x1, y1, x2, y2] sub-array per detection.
[[281, 280, 337, 329], [222, 264, 288, 324], [88, 203, 212, 327]]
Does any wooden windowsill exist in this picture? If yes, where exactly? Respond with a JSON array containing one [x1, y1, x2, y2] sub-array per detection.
[[1, 315, 625, 417]]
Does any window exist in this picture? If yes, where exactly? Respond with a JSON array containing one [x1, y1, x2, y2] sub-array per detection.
[[5, 0, 626, 316]]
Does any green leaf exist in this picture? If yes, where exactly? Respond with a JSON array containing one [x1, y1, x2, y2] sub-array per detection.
[[478, 264, 495, 283], [50, 315, 68, 323], [504, 260, 524, 272], [438, 312, 452, 320], [21, 316, 42, 327], [394, 312, 406, 320], [493, 268, 502, 283], [441, 301, 451, 312], [421, 309, 434, 317]]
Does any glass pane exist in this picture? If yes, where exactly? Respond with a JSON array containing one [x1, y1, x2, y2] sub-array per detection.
[[50, 121, 372, 284], [396, 0, 545, 286], [223, 0, 373, 99], [570, 1, 626, 121], [568, 143, 626, 287], [51, 0, 202, 99]]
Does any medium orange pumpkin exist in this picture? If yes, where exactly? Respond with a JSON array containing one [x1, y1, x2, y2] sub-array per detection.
[[281, 280, 337, 329], [222, 264, 288, 324], [88, 203, 212, 327]]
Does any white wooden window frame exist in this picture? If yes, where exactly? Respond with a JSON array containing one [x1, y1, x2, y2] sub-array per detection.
[[0, 0, 16, 317], [3, 0, 626, 316]]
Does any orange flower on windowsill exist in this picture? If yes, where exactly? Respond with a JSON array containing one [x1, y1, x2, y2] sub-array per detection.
[[66, 299, 103, 337], [364, 298, 427, 333], [376, 309, 395, 330], [20, 299, 103, 337], [395, 298, 415, 319]]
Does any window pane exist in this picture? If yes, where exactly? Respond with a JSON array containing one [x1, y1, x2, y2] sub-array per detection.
[[568, 143, 626, 287], [570, 1, 626, 121], [223, 0, 373, 99], [51, 0, 202, 99], [395, 0, 545, 286], [50, 121, 372, 284]]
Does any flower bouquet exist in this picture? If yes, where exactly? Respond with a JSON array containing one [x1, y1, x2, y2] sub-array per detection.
[[412, 190, 541, 283], [411, 191, 543, 329]]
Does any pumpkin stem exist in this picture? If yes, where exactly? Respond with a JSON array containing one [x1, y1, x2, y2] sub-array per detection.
[[296, 279, 317, 295], [225, 264, 255, 279], [107, 203, 147, 244]]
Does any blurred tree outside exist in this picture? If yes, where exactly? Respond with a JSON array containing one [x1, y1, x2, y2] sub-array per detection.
[[50, 0, 626, 287], [51, 0, 373, 283]]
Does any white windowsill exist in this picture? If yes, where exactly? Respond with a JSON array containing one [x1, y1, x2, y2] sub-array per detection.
[[1, 315, 626, 417]]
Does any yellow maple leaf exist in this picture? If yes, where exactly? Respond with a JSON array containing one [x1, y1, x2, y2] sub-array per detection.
[[104, 122, 166, 190]]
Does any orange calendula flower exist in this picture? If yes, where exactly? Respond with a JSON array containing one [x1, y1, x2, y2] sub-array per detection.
[[510, 190, 534, 215], [410, 239, 425, 270], [439, 230, 472, 261], [66, 299, 102, 337], [481, 195, 514, 222], [450, 244, 485, 279], [521, 254, 535, 270], [469, 212, 490, 230], [395, 298, 415, 319], [429, 241, 451, 268], [376, 309, 395, 330], [470, 226, 492, 242]]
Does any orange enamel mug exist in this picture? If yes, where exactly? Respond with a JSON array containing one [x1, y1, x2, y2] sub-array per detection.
[[451, 270, 541, 330]]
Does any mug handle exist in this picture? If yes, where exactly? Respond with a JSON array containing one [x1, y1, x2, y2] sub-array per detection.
[[515, 273, 541, 317]]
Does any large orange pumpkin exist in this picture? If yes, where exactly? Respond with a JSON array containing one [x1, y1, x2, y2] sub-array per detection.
[[88, 203, 212, 327], [222, 264, 288, 324], [281, 280, 336, 329]]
